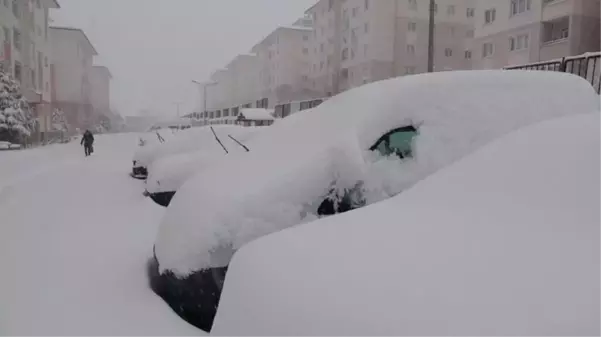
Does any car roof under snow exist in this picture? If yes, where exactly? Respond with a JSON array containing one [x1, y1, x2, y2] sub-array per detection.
[[155, 70, 600, 276]]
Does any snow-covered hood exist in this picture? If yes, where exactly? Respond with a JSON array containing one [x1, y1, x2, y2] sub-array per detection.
[[212, 112, 601, 336], [133, 125, 258, 169], [155, 70, 601, 276]]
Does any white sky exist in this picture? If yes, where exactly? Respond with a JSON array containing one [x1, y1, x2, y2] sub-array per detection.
[[50, 0, 316, 117]]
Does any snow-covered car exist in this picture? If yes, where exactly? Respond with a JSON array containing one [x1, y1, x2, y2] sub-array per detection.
[[131, 130, 173, 179], [0, 141, 22, 150], [145, 127, 258, 206], [212, 111, 601, 336], [131, 125, 253, 180], [148, 71, 600, 332]]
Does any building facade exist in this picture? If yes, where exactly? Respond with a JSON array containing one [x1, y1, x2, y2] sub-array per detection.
[[89, 65, 112, 117], [49, 26, 98, 131], [473, 0, 600, 69], [306, 0, 475, 96], [0, 0, 60, 137], [251, 21, 316, 108]]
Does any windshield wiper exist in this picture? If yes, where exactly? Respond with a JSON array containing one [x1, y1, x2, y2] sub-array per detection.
[[210, 126, 229, 154], [228, 135, 250, 152]]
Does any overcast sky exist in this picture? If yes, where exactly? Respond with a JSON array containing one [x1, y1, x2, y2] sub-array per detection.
[[51, 0, 315, 117]]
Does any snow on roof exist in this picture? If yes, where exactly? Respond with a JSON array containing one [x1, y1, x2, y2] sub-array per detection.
[[213, 112, 601, 336], [155, 70, 600, 276], [279, 25, 313, 31], [147, 119, 192, 130], [238, 108, 275, 121]]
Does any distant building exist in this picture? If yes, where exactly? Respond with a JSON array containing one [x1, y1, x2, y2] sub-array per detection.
[[49, 26, 98, 131], [472, 0, 600, 69], [0, 0, 61, 138], [251, 20, 317, 108], [89, 65, 112, 122]]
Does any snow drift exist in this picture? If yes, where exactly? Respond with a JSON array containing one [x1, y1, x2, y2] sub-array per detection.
[[213, 112, 601, 336], [155, 70, 600, 276]]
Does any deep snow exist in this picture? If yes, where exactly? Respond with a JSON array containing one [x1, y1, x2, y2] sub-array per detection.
[[0, 134, 200, 335], [155, 70, 600, 276], [213, 112, 601, 336]]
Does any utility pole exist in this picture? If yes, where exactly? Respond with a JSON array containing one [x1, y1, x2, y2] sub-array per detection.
[[427, 0, 436, 73]]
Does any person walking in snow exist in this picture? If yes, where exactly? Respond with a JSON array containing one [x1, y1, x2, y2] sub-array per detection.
[[81, 129, 95, 157]]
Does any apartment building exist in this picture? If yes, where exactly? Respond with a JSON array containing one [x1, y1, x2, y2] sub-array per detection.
[[251, 21, 317, 108], [89, 65, 112, 117], [225, 53, 261, 108], [0, 0, 60, 136], [473, 0, 600, 69], [49, 26, 98, 130], [306, 0, 475, 96]]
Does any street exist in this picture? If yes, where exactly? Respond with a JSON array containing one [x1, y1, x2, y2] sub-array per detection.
[[0, 134, 200, 335]]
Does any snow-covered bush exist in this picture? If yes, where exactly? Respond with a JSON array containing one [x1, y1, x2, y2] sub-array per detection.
[[51, 108, 69, 133], [0, 70, 35, 144]]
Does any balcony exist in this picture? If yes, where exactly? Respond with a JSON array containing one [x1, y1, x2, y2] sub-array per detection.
[[540, 16, 571, 61], [542, 0, 573, 22]]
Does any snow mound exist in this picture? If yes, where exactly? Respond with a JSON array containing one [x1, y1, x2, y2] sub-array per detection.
[[213, 112, 601, 336], [155, 70, 600, 276]]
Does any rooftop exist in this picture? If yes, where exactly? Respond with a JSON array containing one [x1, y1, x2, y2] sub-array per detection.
[[49, 26, 98, 56]]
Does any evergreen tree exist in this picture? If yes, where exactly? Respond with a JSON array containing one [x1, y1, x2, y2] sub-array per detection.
[[0, 70, 35, 143]]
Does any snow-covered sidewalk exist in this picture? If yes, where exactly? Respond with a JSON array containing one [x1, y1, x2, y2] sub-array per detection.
[[0, 134, 200, 335]]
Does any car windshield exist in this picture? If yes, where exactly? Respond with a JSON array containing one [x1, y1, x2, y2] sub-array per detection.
[[1, 0, 599, 336]]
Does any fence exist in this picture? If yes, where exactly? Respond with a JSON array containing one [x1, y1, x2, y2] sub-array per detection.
[[504, 52, 601, 94]]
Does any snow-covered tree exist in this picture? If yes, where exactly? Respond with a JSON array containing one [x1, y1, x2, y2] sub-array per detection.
[[51, 108, 69, 132], [0, 70, 35, 143]]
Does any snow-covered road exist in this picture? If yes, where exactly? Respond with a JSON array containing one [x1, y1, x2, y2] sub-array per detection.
[[0, 134, 200, 335]]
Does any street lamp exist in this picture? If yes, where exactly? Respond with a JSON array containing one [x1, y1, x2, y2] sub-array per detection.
[[427, 0, 436, 73], [192, 80, 218, 125]]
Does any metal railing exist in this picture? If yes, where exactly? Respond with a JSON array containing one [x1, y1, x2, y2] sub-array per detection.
[[504, 52, 601, 94]]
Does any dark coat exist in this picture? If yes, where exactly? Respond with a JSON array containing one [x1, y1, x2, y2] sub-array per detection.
[[81, 131, 94, 146]]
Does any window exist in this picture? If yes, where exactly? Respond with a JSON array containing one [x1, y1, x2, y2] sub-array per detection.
[[560, 28, 569, 39], [303, 34, 309, 41], [31, 69, 36, 89], [465, 50, 472, 59], [364, 43, 368, 57], [352, 7, 358, 17], [302, 47, 308, 55], [341, 48, 348, 61], [466, 8, 475, 17], [371, 125, 417, 159], [364, 0, 369, 10], [408, 0, 417, 11], [482, 42, 494, 57], [445, 48, 453, 57], [404, 66, 416, 75], [510, 34, 529, 51], [12, 0, 18, 17], [320, 43, 324, 52], [449, 27, 455, 36], [485, 8, 496, 24], [3, 0, 7, 7], [447, 5, 455, 15], [36, 0, 40, 8], [2, 26, 9, 44], [45, 56, 48, 67], [510, 0, 531, 16], [466, 29, 474, 38], [14, 61, 21, 82], [364, 23, 369, 33], [407, 44, 415, 55], [13, 28, 20, 51], [408, 22, 416, 32]]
